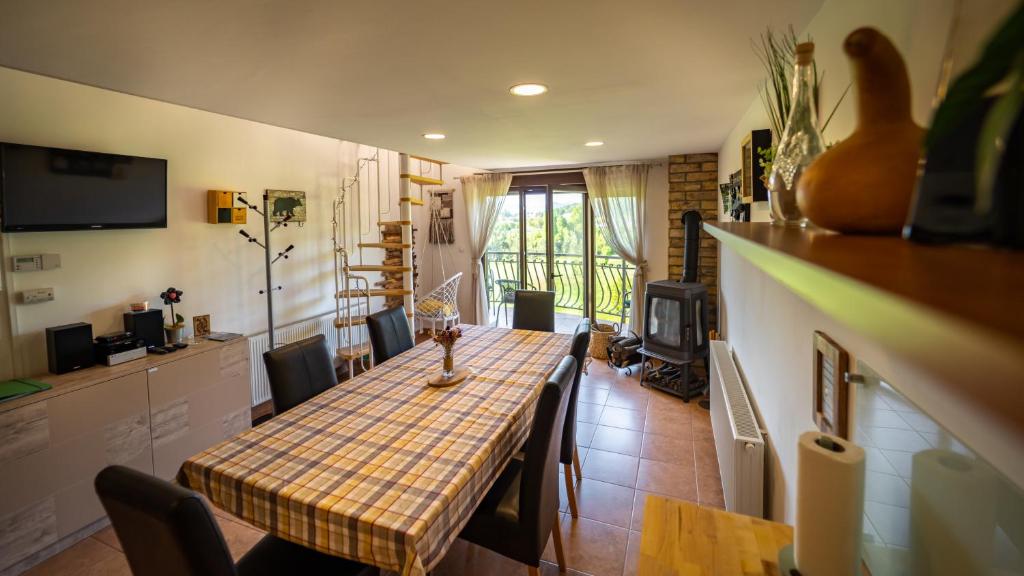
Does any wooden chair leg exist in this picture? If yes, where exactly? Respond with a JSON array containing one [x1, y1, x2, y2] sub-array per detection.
[[563, 464, 578, 518], [552, 513, 567, 573], [572, 446, 582, 481], [527, 566, 540, 576]]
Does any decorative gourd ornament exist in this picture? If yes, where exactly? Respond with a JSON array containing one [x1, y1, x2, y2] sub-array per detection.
[[796, 27, 925, 234]]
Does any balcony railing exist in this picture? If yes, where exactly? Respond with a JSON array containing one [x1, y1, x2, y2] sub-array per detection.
[[483, 250, 634, 323]]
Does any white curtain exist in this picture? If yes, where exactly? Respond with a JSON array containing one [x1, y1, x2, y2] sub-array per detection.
[[583, 164, 650, 332], [461, 172, 512, 325]]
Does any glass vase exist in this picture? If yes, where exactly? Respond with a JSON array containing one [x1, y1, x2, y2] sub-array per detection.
[[442, 345, 454, 379], [768, 42, 826, 227]]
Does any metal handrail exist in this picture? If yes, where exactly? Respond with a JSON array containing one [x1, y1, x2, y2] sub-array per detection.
[[482, 250, 633, 319]]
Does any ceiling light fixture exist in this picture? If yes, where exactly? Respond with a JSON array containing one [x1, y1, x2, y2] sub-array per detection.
[[509, 83, 548, 96], [422, 133, 446, 140], [584, 141, 604, 147]]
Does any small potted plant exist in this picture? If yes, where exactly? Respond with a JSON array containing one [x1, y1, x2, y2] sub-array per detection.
[[161, 286, 185, 344]]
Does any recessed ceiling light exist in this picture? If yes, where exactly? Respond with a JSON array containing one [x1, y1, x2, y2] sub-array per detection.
[[509, 83, 548, 96], [584, 141, 604, 147], [422, 133, 446, 140]]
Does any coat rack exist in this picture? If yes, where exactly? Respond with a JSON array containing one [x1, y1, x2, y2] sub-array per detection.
[[237, 192, 295, 350]]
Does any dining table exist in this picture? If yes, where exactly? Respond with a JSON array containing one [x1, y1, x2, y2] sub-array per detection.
[[178, 324, 572, 576]]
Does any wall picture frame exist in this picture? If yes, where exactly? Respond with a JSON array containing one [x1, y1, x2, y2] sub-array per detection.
[[428, 189, 454, 244], [739, 129, 772, 203], [812, 330, 850, 438], [192, 314, 211, 339], [265, 189, 306, 223]]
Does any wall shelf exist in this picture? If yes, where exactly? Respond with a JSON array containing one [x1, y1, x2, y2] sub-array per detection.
[[705, 222, 1024, 435]]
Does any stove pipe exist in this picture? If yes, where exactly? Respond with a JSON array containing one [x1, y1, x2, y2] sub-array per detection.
[[681, 210, 702, 283]]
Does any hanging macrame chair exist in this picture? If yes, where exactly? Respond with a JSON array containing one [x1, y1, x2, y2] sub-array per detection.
[[415, 191, 462, 332]]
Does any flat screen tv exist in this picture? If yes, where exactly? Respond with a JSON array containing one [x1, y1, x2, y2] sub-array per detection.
[[0, 142, 167, 232]]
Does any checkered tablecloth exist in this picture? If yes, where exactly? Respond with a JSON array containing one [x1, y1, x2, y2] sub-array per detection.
[[179, 325, 571, 576]]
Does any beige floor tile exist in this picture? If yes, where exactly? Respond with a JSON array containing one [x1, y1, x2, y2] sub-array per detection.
[[599, 407, 645, 432], [623, 530, 642, 576], [692, 410, 714, 440], [583, 449, 639, 488], [576, 422, 598, 447], [636, 459, 698, 501], [630, 490, 655, 531], [697, 468, 725, 507], [640, 432, 694, 465], [606, 386, 649, 412], [544, 516, 629, 576], [579, 386, 610, 405], [590, 425, 643, 457], [580, 375, 612, 390], [694, 438, 719, 474], [23, 537, 126, 576], [571, 478, 636, 529], [644, 407, 692, 436], [576, 401, 605, 424]]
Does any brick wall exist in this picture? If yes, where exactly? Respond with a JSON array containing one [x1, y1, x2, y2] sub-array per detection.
[[667, 153, 719, 329]]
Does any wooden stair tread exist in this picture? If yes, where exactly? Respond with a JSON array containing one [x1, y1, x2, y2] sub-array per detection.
[[377, 220, 412, 226], [334, 316, 367, 328], [336, 288, 413, 298], [336, 344, 370, 360], [399, 196, 425, 206], [358, 242, 411, 249], [346, 265, 412, 272], [400, 174, 444, 186]]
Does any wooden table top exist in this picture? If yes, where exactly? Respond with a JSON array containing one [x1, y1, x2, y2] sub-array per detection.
[[639, 496, 793, 576]]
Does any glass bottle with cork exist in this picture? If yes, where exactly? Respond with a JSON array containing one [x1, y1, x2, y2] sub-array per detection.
[[769, 42, 826, 227]]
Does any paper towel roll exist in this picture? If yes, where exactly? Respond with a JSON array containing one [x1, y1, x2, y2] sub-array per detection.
[[910, 449, 996, 576], [795, 430, 865, 576]]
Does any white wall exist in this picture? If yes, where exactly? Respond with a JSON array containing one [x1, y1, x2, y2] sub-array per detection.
[[714, 0, 1020, 521], [644, 162, 670, 283], [0, 67, 480, 376]]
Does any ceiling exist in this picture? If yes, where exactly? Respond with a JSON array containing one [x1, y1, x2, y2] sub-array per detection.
[[0, 0, 822, 169]]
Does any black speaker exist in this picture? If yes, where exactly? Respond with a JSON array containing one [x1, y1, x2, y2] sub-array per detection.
[[123, 309, 165, 348], [46, 322, 95, 374]]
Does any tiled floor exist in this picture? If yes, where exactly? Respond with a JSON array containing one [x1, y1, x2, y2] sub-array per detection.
[[23, 360, 721, 576]]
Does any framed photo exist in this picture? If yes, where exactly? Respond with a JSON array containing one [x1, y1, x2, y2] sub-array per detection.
[[193, 314, 211, 339], [813, 331, 850, 438], [428, 190, 455, 244], [265, 190, 306, 223], [739, 129, 771, 203]]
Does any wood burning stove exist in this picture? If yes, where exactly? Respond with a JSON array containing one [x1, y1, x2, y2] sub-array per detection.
[[643, 280, 708, 364], [640, 210, 709, 400]]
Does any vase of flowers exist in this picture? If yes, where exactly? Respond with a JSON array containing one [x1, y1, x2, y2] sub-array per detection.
[[432, 326, 462, 379], [161, 286, 185, 344]]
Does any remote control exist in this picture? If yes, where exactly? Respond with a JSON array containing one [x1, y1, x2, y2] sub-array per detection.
[[147, 346, 168, 355]]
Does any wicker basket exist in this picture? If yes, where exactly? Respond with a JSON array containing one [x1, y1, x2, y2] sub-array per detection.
[[589, 322, 619, 360]]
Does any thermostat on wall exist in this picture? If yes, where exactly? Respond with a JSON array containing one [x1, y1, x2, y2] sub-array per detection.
[[12, 254, 61, 272]]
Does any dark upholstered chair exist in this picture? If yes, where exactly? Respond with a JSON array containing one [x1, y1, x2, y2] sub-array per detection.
[[262, 334, 338, 415], [561, 318, 591, 518], [511, 290, 555, 332], [94, 465, 376, 576], [365, 305, 415, 365], [459, 355, 576, 575]]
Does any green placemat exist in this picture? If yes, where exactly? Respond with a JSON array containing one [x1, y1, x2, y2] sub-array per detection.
[[0, 378, 53, 403]]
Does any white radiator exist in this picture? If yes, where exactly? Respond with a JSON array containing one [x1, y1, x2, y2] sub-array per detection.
[[709, 340, 765, 518], [248, 311, 343, 406]]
